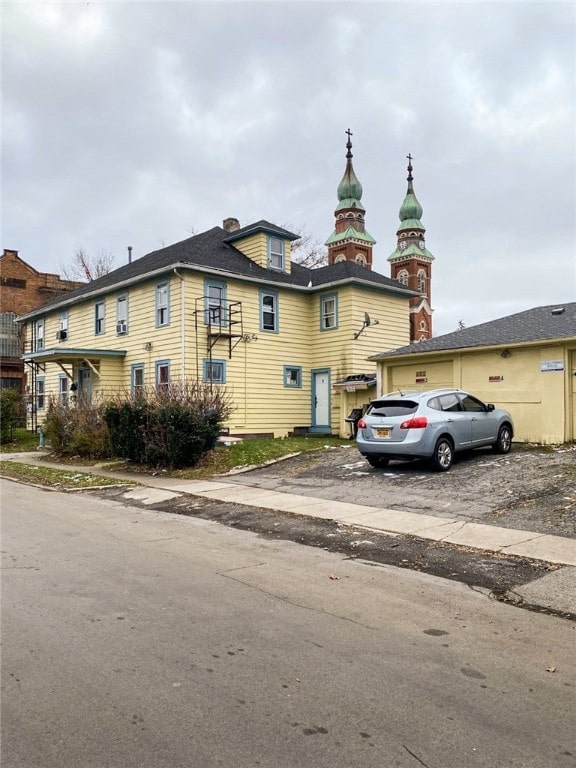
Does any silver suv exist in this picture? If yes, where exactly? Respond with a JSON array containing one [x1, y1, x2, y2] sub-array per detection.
[[356, 389, 513, 472]]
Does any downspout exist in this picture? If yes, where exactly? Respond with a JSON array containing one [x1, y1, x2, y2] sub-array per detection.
[[173, 269, 186, 379]]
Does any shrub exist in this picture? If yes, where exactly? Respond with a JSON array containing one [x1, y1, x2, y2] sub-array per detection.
[[0, 389, 25, 443], [44, 398, 111, 458], [103, 382, 232, 468]]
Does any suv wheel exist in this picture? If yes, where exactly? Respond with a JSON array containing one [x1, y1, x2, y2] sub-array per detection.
[[493, 425, 512, 454], [366, 456, 390, 469], [430, 437, 453, 472]]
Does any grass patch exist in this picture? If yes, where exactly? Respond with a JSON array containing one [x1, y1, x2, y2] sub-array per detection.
[[0, 429, 39, 453], [0, 460, 135, 489], [166, 435, 353, 479]]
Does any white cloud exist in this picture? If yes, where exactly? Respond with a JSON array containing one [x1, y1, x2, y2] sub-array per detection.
[[2, 1, 574, 337]]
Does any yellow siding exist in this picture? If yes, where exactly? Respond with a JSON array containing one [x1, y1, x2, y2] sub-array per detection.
[[232, 233, 268, 269], [228, 232, 292, 274]]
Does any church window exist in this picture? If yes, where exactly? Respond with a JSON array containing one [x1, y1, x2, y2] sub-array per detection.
[[417, 270, 426, 292], [355, 254, 366, 266], [335, 254, 346, 263], [419, 320, 427, 330], [397, 270, 409, 285]]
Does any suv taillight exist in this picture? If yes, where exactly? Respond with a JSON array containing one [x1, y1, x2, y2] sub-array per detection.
[[357, 418, 367, 429], [400, 416, 428, 429]]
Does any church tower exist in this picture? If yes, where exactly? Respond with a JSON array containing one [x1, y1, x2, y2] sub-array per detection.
[[325, 130, 376, 268], [388, 155, 434, 341]]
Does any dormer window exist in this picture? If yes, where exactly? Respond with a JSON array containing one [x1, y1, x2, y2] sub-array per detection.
[[268, 236, 284, 271]]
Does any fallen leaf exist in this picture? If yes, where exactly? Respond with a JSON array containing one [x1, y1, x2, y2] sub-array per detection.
[[329, 573, 341, 580], [546, 666, 556, 673]]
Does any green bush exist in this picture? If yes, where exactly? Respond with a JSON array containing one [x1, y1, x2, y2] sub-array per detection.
[[104, 400, 150, 463], [103, 382, 231, 468], [0, 389, 25, 443]]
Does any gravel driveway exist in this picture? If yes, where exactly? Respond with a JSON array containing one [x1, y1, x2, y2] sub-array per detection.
[[226, 444, 576, 538]]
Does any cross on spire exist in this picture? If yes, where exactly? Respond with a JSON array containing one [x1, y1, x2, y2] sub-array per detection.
[[407, 153, 413, 182], [346, 128, 353, 158]]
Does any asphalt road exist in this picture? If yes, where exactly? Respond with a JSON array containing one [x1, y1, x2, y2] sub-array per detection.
[[2, 480, 575, 768]]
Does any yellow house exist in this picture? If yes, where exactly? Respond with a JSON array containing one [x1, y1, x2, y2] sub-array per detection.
[[370, 303, 576, 444], [19, 218, 417, 437]]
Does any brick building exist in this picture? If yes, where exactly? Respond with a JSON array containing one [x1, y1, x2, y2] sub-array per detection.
[[0, 249, 83, 391]]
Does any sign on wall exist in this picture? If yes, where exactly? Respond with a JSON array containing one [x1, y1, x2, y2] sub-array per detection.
[[540, 360, 564, 372]]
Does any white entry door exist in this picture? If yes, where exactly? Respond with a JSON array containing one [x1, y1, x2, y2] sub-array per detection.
[[312, 369, 330, 430]]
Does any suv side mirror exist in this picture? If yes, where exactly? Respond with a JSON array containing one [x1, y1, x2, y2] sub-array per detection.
[[486, 403, 495, 412]]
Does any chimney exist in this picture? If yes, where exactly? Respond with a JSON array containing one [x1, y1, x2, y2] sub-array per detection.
[[127, 246, 133, 264], [3, 249, 18, 258], [222, 217, 240, 233]]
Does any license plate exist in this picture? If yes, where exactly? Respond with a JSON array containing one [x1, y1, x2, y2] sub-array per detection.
[[375, 428, 391, 438]]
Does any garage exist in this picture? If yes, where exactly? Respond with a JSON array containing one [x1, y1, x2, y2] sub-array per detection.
[[369, 303, 576, 444]]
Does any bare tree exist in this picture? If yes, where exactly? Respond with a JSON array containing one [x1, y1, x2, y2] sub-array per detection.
[[286, 225, 328, 269], [61, 247, 116, 282], [457, 319, 466, 331]]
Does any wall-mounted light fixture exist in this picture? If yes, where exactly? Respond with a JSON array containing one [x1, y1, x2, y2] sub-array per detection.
[[144, 342, 152, 351], [500, 348, 512, 358]]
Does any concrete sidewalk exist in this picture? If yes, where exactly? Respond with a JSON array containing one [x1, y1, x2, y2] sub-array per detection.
[[3, 452, 576, 616]]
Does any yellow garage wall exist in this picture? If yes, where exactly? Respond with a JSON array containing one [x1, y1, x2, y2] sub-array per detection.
[[378, 342, 576, 444]]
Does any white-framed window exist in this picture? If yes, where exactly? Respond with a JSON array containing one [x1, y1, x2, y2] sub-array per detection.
[[355, 253, 366, 266], [283, 366, 302, 388], [268, 236, 284, 271], [419, 320, 427, 331], [36, 377, 45, 409], [156, 360, 170, 392], [417, 270, 426, 292], [116, 294, 128, 335], [320, 294, 338, 330], [334, 253, 346, 263], [205, 280, 227, 325], [57, 311, 68, 341], [397, 270, 409, 286], [59, 375, 69, 406], [35, 318, 45, 351], [155, 282, 169, 327], [260, 290, 278, 332], [203, 359, 225, 384], [94, 301, 105, 335]]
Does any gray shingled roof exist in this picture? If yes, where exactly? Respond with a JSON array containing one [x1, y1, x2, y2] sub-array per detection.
[[370, 303, 576, 360], [19, 224, 415, 319]]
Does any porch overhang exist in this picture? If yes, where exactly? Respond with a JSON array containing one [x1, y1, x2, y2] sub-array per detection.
[[22, 348, 126, 379], [332, 373, 377, 392]]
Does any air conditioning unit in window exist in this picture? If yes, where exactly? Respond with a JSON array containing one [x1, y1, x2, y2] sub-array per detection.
[[116, 321, 127, 334], [56, 330, 67, 341]]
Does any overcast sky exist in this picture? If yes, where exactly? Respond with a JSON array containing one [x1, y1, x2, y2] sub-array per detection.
[[3, 0, 575, 335]]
